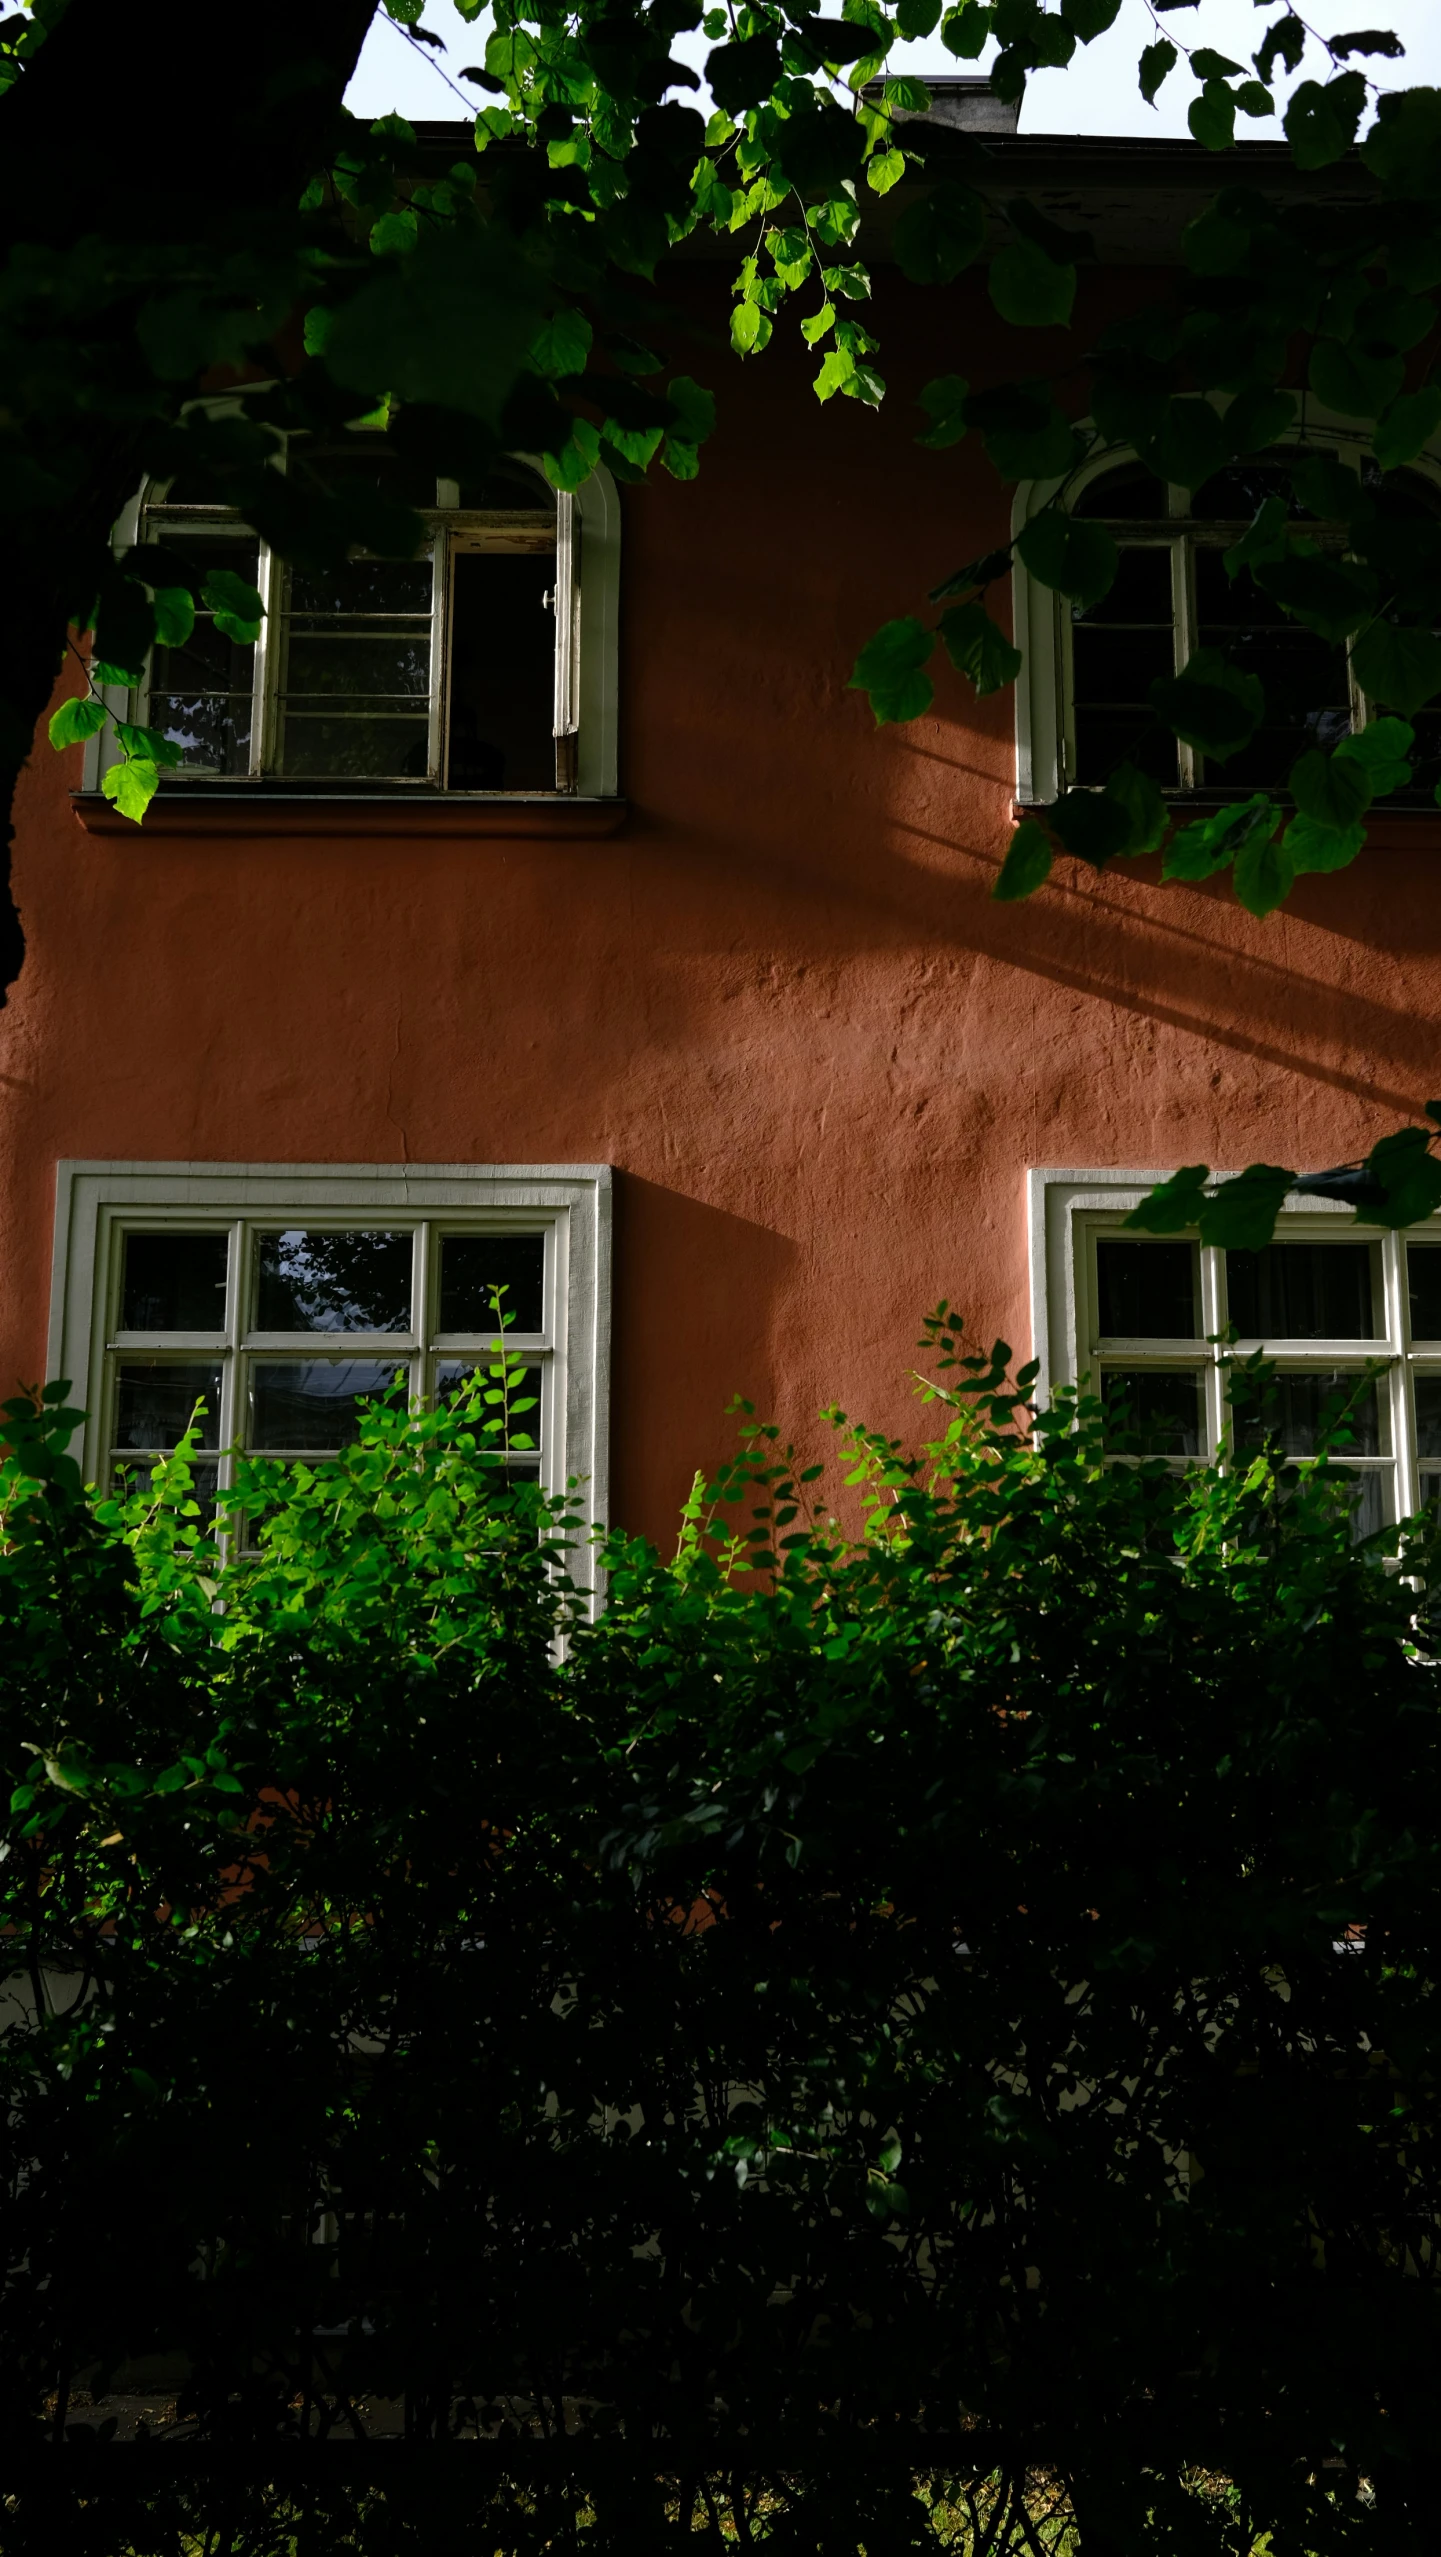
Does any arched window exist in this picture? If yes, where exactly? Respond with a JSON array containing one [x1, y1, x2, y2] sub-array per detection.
[[120, 436, 618, 797], [1014, 437, 1441, 805]]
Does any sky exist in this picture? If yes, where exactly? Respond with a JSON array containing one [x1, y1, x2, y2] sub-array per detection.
[[344, 0, 1441, 138]]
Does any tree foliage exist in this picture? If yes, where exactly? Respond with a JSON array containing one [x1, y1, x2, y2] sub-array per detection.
[[3, 1324, 1441, 2548]]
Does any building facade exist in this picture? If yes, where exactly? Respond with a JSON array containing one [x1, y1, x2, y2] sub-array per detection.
[[5, 111, 1439, 1552]]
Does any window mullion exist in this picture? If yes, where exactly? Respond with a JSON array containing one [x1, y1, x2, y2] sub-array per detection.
[[1172, 532, 1197, 790], [426, 535, 446, 787], [252, 541, 280, 778]]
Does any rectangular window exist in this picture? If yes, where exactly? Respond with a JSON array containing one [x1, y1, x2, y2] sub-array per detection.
[[50, 1164, 611, 1587], [131, 447, 581, 794], [1031, 1172, 1441, 1530]]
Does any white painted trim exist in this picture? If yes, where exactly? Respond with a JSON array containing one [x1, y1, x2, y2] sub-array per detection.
[[1028, 1164, 1441, 1523], [85, 454, 622, 803], [48, 1160, 612, 1601]]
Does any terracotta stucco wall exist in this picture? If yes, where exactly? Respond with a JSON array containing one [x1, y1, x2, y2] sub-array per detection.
[[3, 268, 1436, 1546]]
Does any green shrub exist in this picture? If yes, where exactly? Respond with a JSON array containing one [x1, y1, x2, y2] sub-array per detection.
[[2, 1321, 1439, 2556]]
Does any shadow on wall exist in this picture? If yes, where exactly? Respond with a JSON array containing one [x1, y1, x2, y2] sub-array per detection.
[[609, 1175, 796, 1550]]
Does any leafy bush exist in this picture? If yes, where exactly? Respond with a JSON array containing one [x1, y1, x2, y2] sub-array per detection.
[[2, 1322, 1440, 2555]]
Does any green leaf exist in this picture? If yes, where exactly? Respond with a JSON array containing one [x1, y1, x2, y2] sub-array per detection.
[[1224, 385, 1297, 458], [1289, 746, 1373, 830], [1285, 72, 1366, 170], [1016, 515, 1117, 610], [937, 602, 1022, 697], [897, 0, 942, 33], [893, 183, 987, 287], [1283, 813, 1367, 874], [941, 2, 992, 60], [988, 240, 1076, 330], [370, 208, 419, 257], [1223, 495, 1289, 580], [531, 307, 593, 379], [1140, 396, 1228, 491], [1060, 0, 1120, 33], [326, 227, 546, 425], [1374, 386, 1441, 472], [151, 587, 195, 649], [849, 617, 934, 725], [47, 695, 106, 751], [201, 569, 265, 647], [992, 819, 1052, 901], [1233, 830, 1296, 918], [1191, 47, 1241, 79], [1307, 337, 1406, 421], [1150, 649, 1263, 760], [1254, 14, 1306, 81], [303, 306, 333, 356], [1253, 551, 1378, 642], [1363, 88, 1441, 199], [1106, 760, 1168, 857], [1043, 790, 1137, 866], [1188, 81, 1236, 154], [867, 147, 907, 197], [667, 376, 716, 447], [916, 373, 970, 449], [802, 301, 837, 346], [706, 36, 782, 114], [1351, 623, 1441, 716], [964, 383, 1078, 479], [100, 758, 160, 825], [1364, 1126, 1441, 1227], [1335, 714, 1414, 796], [1139, 39, 1176, 103], [1163, 795, 1279, 881], [1125, 1164, 1209, 1234], [1198, 1163, 1295, 1245], [114, 722, 183, 771], [731, 300, 770, 355]]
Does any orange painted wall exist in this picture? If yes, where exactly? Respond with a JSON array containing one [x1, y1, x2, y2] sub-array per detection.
[[3, 265, 1437, 1548]]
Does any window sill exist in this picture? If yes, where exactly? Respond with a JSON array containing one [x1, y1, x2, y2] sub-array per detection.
[[71, 791, 627, 840]]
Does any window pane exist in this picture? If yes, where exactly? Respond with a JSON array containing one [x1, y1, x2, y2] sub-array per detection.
[[115, 1360, 223, 1450], [1415, 1376, 1441, 1458], [1075, 548, 1173, 625], [255, 1231, 412, 1333], [277, 715, 432, 780], [1231, 1371, 1380, 1456], [122, 1231, 229, 1331], [1072, 626, 1176, 702], [438, 1233, 545, 1333], [1226, 1243, 1375, 1339], [144, 534, 259, 777], [448, 553, 556, 793], [1071, 709, 1180, 787], [1071, 464, 1168, 520], [1410, 1244, 1441, 1341], [1101, 1368, 1203, 1455], [1193, 554, 1351, 783], [436, 1358, 543, 1457], [283, 636, 432, 697], [249, 1359, 406, 1450], [288, 559, 433, 617], [146, 694, 253, 771], [1096, 1239, 1196, 1338]]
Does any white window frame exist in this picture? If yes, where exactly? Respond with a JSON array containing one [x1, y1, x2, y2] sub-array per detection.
[[85, 453, 620, 802], [1028, 1165, 1441, 1523], [47, 1160, 612, 1600], [1012, 405, 1441, 807]]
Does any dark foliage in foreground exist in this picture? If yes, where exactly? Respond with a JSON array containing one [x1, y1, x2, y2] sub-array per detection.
[[2, 1324, 1439, 2552]]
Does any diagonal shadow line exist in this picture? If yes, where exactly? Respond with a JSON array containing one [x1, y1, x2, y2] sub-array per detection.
[[884, 817, 1434, 1119]]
